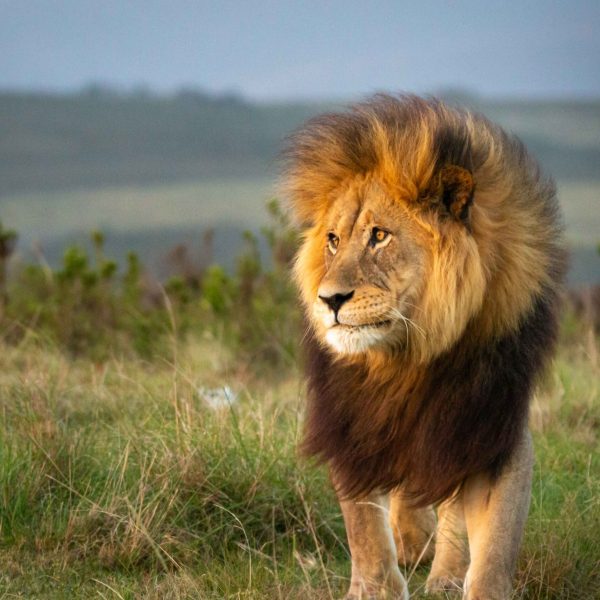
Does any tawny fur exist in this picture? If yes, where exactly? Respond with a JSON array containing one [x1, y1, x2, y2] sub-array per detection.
[[281, 94, 565, 598], [282, 95, 564, 503]]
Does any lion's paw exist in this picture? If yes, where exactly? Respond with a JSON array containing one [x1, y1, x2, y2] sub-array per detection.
[[343, 592, 408, 600], [394, 532, 435, 567], [344, 574, 409, 600], [424, 574, 464, 595]]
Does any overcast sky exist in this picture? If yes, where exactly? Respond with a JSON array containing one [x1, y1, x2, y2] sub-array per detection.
[[1, 0, 599, 100]]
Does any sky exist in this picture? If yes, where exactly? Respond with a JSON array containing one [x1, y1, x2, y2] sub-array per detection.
[[1, 0, 599, 101]]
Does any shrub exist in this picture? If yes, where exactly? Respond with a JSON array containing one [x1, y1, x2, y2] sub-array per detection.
[[1, 200, 301, 370]]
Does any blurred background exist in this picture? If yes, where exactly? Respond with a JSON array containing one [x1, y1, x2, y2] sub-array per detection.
[[1, 0, 598, 283]]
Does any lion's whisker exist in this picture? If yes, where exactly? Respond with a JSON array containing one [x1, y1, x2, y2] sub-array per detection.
[[386, 306, 427, 339]]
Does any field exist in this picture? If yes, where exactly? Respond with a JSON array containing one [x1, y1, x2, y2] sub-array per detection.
[[0, 330, 598, 599], [2, 177, 599, 284], [1, 177, 274, 275], [1, 178, 273, 238]]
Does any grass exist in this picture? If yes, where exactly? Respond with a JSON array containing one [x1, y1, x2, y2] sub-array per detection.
[[0, 331, 598, 599]]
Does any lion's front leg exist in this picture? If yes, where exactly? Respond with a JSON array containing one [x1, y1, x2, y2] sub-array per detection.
[[338, 490, 408, 599], [462, 428, 534, 600], [426, 493, 469, 594]]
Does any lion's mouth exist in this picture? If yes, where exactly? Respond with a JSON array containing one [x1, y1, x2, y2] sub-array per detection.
[[333, 319, 391, 330]]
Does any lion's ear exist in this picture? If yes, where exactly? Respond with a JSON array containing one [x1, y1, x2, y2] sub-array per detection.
[[438, 165, 475, 225], [423, 165, 474, 226]]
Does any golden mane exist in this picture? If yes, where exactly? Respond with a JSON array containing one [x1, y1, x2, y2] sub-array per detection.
[[281, 95, 566, 504], [282, 94, 564, 363]]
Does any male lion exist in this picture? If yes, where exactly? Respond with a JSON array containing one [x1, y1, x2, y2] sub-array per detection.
[[282, 95, 565, 600]]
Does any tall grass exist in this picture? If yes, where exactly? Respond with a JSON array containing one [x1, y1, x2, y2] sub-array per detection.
[[0, 329, 597, 598], [0, 337, 344, 599]]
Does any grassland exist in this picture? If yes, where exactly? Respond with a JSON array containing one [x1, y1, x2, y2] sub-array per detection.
[[1, 91, 598, 196], [0, 327, 598, 599], [1, 178, 273, 240], [3, 177, 599, 284]]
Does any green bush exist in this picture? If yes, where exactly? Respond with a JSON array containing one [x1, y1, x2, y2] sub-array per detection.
[[1, 200, 301, 369]]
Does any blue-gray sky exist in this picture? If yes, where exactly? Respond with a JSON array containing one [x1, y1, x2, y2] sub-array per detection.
[[1, 0, 599, 100]]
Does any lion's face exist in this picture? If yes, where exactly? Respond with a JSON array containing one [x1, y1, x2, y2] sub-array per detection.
[[306, 180, 427, 355]]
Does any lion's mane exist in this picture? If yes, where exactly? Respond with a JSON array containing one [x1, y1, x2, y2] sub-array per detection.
[[282, 95, 565, 505]]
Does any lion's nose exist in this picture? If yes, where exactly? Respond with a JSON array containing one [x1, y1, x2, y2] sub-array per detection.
[[318, 290, 355, 313]]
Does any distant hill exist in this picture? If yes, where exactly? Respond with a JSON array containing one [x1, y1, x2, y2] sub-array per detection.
[[0, 89, 331, 195], [0, 89, 598, 196]]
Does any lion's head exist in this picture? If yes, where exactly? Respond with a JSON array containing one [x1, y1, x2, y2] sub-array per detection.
[[310, 177, 428, 355], [283, 95, 561, 364]]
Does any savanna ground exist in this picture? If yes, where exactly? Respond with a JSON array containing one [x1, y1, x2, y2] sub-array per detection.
[[0, 203, 599, 600], [0, 327, 598, 599]]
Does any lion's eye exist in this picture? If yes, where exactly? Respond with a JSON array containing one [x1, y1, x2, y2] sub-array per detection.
[[327, 232, 340, 254], [369, 227, 390, 248]]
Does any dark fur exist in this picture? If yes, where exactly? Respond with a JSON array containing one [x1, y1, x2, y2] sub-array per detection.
[[302, 285, 563, 506]]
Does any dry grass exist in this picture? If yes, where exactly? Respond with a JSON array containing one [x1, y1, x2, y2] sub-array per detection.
[[0, 330, 598, 599]]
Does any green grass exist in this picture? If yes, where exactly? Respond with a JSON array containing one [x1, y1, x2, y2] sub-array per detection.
[[557, 181, 600, 247], [2, 177, 274, 240], [0, 334, 598, 599]]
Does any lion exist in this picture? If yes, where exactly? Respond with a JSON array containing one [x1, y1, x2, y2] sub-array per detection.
[[281, 95, 565, 600]]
